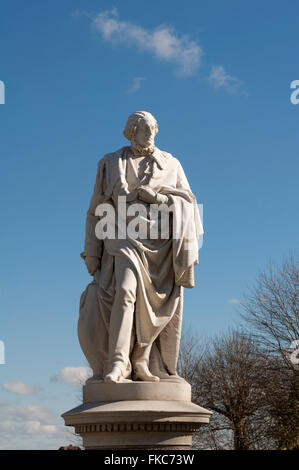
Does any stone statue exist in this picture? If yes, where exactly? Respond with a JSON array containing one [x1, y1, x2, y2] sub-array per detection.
[[78, 111, 203, 385]]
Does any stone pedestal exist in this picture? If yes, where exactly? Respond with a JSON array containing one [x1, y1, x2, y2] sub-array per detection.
[[62, 380, 211, 450]]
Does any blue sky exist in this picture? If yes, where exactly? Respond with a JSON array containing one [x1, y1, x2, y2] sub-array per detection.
[[0, 0, 298, 449]]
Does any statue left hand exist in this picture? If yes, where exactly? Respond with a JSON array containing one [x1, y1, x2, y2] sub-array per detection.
[[85, 256, 100, 276]]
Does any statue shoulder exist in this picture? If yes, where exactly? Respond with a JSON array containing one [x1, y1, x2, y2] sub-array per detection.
[[97, 147, 128, 167], [158, 149, 182, 168]]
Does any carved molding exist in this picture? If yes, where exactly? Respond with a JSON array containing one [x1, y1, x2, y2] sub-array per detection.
[[76, 422, 201, 434]]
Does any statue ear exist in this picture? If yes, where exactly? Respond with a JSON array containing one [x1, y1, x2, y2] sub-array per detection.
[[123, 129, 130, 141], [123, 126, 136, 141]]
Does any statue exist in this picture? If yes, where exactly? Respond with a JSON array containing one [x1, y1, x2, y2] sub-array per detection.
[[78, 111, 203, 385]]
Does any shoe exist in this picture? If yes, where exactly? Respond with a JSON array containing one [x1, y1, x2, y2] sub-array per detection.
[[133, 361, 159, 382], [104, 365, 122, 383]]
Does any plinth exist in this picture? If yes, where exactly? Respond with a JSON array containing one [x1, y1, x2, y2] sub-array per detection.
[[62, 380, 211, 449]]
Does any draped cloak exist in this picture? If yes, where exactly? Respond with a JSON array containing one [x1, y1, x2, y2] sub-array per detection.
[[79, 146, 203, 379]]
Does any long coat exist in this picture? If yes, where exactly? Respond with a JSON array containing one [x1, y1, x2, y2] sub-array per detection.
[[79, 146, 202, 379]]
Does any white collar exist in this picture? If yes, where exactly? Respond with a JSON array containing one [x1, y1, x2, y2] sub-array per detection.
[[151, 147, 167, 170], [129, 146, 166, 170]]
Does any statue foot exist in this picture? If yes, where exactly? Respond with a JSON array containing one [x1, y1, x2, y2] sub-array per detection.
[[133, 361, 160, 382], [104, 366, 122, 383], [85, 375, 104, 384]]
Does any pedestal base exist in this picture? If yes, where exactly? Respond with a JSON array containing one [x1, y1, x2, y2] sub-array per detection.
[[62, 382, 211, 450]]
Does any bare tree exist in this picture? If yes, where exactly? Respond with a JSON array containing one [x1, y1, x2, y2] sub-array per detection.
[[241, 255, 298, 366], [241, 254, 299, 449], [177, 327, 206, 387], [259, 356, 297, 449], [192, 330, 272, 450], [177, 329, 227, 450]]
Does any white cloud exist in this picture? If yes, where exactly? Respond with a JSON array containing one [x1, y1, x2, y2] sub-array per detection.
[[52, 366, 92, 386], [76, 9, 248, 93], [209, 65, 247, 95], [126, 77, 144, 94], [72, 9, 93, 19], [23, 421, 57, 435], [228, 298, 241, 304], [92, 9, 202, 77], [3, 405, 57, 424], [0, 400, 9, 410], [2, 382, 36, 395], [0, 404, 73, 449], [0, 421, 16, 432]]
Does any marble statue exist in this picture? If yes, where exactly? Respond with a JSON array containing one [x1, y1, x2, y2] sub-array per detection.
[[78, 111, 203, 384]]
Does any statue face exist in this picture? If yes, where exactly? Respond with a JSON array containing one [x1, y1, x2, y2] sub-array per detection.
[[134, 117, 156, 148]]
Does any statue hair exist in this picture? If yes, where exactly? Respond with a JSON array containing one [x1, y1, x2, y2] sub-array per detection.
[[123, 111, 159, 141]]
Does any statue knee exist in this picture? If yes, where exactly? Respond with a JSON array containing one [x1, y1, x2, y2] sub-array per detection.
[[115, 285, 136, 305]]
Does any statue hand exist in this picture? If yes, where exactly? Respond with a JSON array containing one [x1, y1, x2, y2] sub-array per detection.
[[138, 187, 168, 204], [138, 186, 158, 204], [85, 256, 100, 276]]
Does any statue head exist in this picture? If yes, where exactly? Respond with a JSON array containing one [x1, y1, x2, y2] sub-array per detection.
[[123, 111, 159, 149]]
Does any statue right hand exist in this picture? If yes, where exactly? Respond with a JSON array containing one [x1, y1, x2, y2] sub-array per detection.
[[85, 256, 100, 276]]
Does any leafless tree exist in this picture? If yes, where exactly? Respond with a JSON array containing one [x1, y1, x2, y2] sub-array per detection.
[[177, 327, 206, 388], [192, 330, 273, 450], [241, 254, 298, 366], [177, 329, 229, 450], [258, 355, 297, 449], [241, 254, 299, 449]]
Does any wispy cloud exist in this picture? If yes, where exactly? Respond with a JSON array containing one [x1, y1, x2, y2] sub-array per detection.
[[72, 9, 94, 19], [228, 298, 241, 304], [2, 382, 37, 395], [92, 9, 202, 77], [75, 9, 246, 94], [52, 366, 92, 386], [126, 77, 144, 94], [0, 404, 73, 449], [23, 421, 58, 435], [3, 405, 57, 423], [209, 65, 247, 95], [0, 421, 16, 432]]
